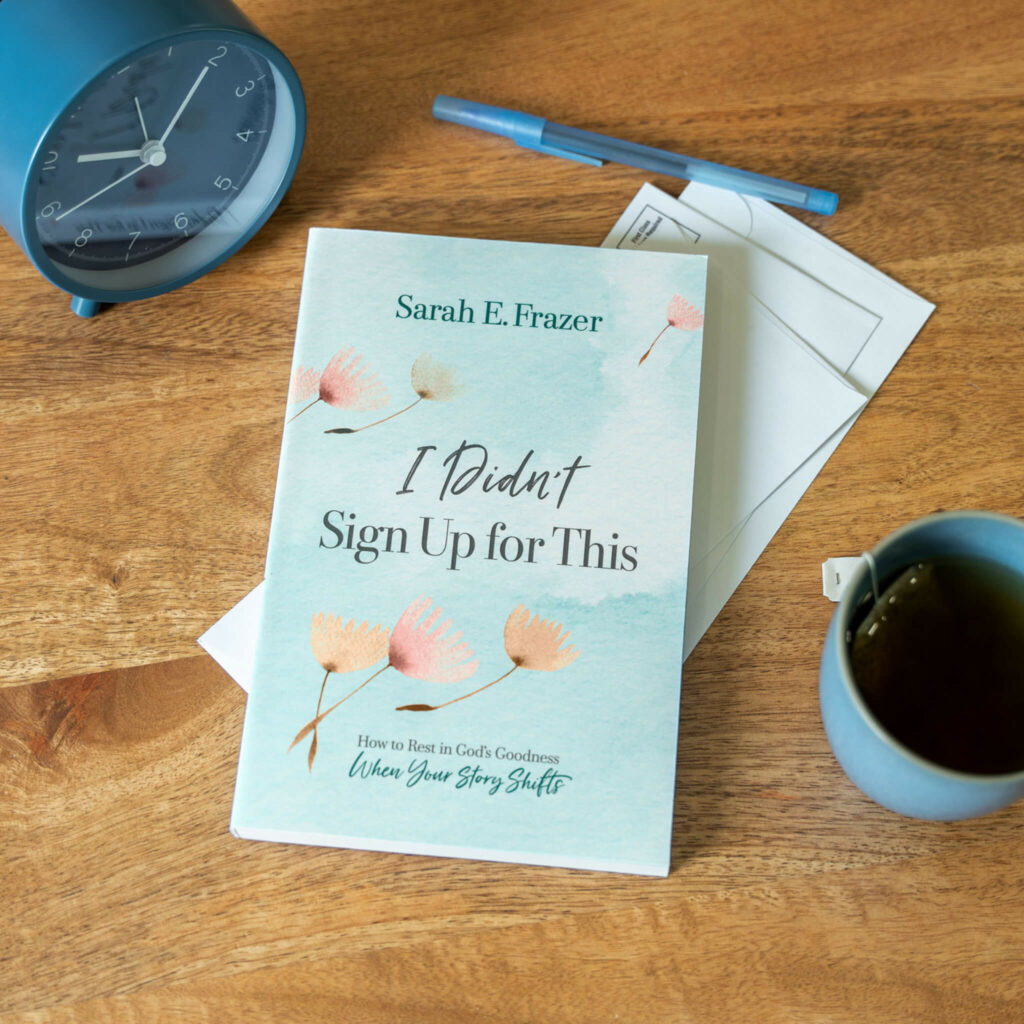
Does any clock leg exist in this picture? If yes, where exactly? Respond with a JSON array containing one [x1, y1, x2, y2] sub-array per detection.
[[70, 296, 103, 318]]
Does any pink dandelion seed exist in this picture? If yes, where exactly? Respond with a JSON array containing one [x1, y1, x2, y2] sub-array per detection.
[[286, 347, 389, 424], [639, 294, 705, 366], [388, 595, 479, 684], [288, 365, 321, 403]]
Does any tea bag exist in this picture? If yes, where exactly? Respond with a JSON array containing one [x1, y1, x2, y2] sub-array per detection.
[[848, 561, 933, 703]]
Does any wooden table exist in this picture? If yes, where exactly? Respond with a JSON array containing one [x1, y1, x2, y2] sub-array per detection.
[[2, 0, 1022, 1019]]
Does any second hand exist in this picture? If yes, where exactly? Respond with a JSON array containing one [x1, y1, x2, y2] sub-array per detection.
[[55, 163, 147, 221]]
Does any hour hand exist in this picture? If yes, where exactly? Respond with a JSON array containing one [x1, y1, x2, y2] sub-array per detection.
[[77, 149, 143, 163]]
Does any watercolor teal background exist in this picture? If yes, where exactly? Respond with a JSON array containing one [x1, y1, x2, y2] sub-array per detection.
[[232, 229, 707, 874]]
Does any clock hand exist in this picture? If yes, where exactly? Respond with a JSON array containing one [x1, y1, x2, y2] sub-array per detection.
[[55, 162, 147, 221], [77, 93, 156, 163], [76, 95, 157, 164], [134, 96, 149, 141], [159, 65, 209, 145], [77, 149, 144, 163]]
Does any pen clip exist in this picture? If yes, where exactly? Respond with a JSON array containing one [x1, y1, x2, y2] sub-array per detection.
[[519, 140, 604, 167], [508, 113, 604, 167]]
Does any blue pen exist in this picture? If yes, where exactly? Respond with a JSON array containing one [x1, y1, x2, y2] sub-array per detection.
[[433, 95, 838, 216]]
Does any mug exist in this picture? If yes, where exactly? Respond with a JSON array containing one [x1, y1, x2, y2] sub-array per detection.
[[819, 510, 1024, 820]]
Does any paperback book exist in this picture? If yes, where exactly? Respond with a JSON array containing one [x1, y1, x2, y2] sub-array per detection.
[[231, 228, 707, 875]]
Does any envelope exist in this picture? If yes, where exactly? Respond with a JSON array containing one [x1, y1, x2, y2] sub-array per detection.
[[668, 183, 934, 656], [198, 584, 263, 691]]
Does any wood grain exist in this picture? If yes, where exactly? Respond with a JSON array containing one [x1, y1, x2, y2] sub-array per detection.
[[2, 0, 1023, 1019]]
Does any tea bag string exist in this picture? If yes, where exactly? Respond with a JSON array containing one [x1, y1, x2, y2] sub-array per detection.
[[861, 551, 881, 604]]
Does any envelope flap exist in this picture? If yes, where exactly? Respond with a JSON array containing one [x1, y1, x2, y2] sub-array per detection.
[[689, 266, 867, 555]]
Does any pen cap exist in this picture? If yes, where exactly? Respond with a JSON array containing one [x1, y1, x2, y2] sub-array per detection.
[[807, 190, 839, 216], [433, 95, 546, 145]]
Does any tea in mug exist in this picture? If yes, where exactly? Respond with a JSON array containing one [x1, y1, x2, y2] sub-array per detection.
[[848, 556, 1024, 775]]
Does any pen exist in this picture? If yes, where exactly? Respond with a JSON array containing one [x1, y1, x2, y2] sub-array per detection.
[[433, 95, 838, 216]]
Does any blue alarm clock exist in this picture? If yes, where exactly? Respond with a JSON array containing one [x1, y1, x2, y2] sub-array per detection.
[[0, 0, 305, 317]]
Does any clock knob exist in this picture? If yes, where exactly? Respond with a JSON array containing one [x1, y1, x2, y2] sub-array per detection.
[[140, 140, 167, 167]]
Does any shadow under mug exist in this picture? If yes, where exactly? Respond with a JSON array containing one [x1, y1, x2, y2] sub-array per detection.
[[819, 510, 1024, 820]]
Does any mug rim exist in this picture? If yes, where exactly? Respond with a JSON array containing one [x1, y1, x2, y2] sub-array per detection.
[[836, 509, 1024, 785]]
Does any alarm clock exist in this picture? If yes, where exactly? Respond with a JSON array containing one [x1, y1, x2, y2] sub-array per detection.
[[0, 0, 305, 317]]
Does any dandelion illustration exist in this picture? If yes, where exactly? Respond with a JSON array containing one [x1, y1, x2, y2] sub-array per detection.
[[291, 597, 478, 758], [638, 294, 704, 366], [397, 604, 580, 712], [285, 347, 389, 424], [287, 365, 321, 403], [289, 613, 391, 770], [411, 353, 462, 402], [325, 352, 462, 434]]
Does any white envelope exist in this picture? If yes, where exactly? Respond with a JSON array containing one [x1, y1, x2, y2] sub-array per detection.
[[198, 585, 264, 691], [670, 183, 934, 656]]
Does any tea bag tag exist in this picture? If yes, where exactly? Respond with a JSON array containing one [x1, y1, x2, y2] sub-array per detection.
[[822, 556, 870, 601]]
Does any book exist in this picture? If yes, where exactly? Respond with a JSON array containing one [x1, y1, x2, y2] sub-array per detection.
[[230, 228, 708, 876]]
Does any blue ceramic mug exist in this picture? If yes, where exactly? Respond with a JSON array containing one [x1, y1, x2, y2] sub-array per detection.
[[819, 511, 1024, 820]]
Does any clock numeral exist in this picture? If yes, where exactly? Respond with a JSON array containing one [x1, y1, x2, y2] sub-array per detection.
[[126, 231, 141, 261], [42, 151, 59, 172], [236, 130, 253, 143], [235, 80, 256, 98], [74, 229, 93, 248], [40, 201, 62, 219], [174, 212, 190, 235], [208, 46, 229, 67], [214, 176, 233, 191]]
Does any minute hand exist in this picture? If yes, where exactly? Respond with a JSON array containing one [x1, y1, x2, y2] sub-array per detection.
[[159, 65, 210, 145]]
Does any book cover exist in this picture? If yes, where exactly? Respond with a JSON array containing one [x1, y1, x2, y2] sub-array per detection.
[[231, 228, 707, 876]]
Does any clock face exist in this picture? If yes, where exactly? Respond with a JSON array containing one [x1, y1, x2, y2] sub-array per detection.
[[29, 36, 297, 292]]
